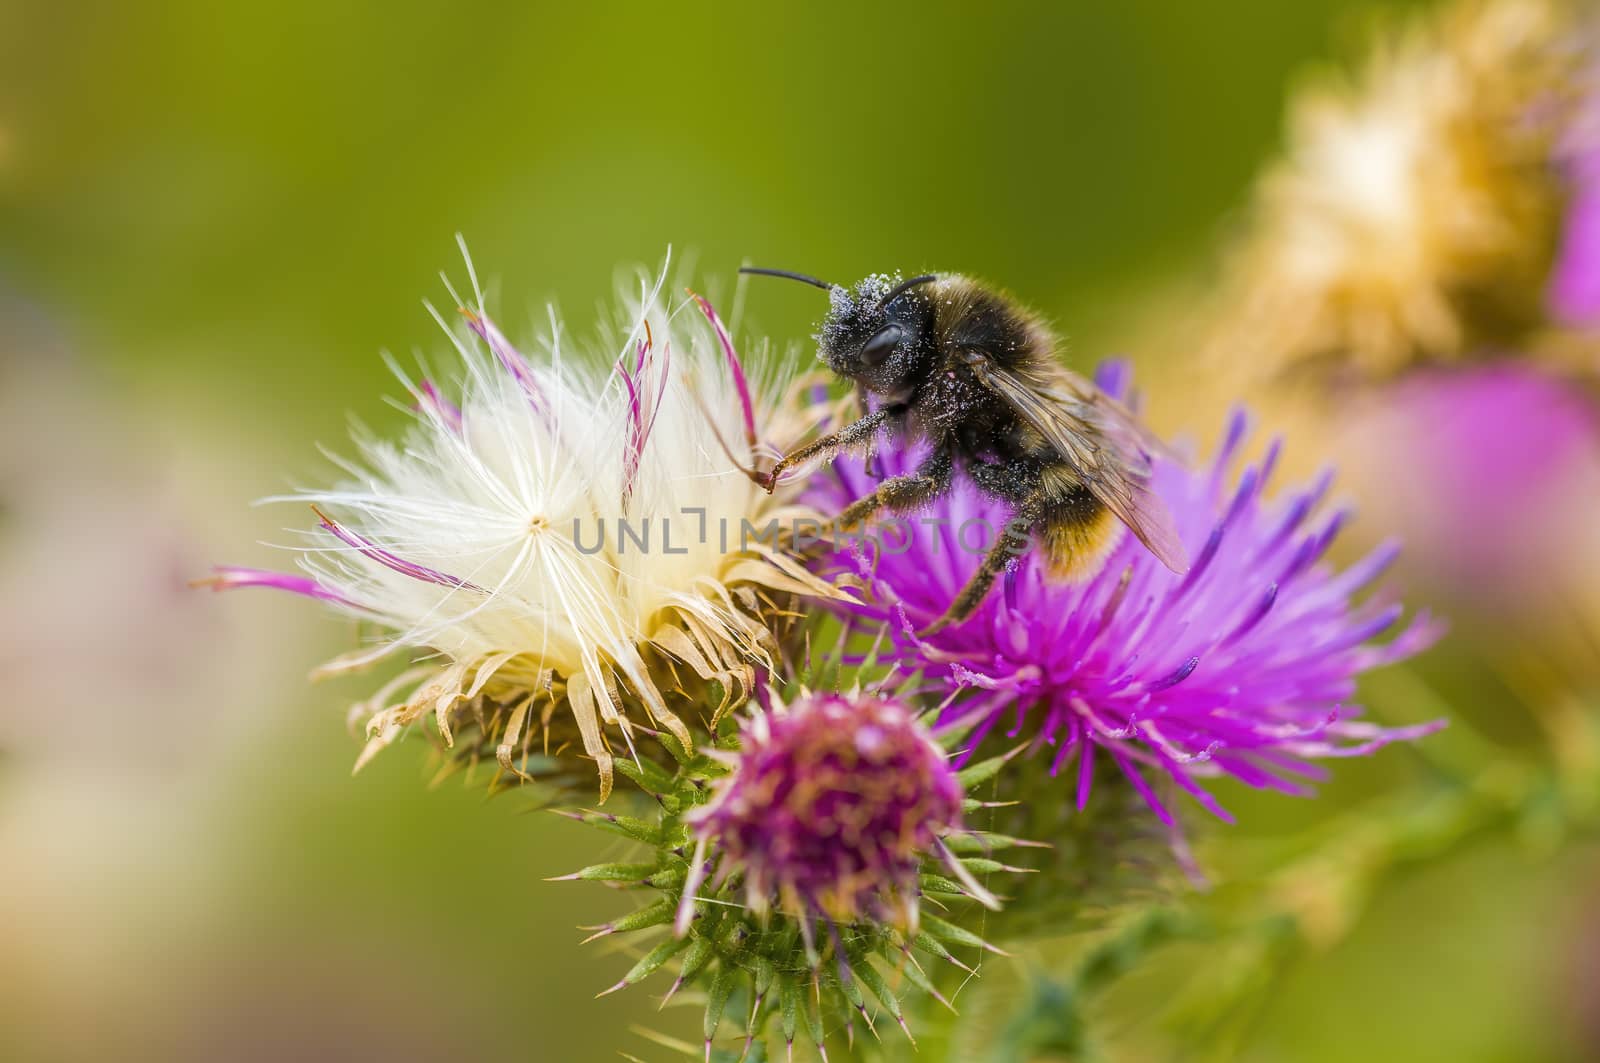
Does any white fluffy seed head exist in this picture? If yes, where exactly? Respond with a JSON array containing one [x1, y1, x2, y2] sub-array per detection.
[[276, 254, 833, 797]]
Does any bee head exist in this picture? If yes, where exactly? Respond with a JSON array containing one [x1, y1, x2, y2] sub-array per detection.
[[740, 267, 940, 402], [816, 274, 939, 404]]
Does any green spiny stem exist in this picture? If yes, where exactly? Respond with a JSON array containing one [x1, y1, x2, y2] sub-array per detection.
[[1074, 908, 1199, 995]]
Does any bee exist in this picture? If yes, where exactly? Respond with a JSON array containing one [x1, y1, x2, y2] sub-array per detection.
[[740, 267, 1189, 634]]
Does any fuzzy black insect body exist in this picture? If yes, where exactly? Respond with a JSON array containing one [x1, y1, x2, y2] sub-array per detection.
[[743, 268, 1188, 632]]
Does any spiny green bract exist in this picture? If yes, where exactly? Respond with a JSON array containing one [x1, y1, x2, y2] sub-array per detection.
[[554, 713, 1032, 1061]]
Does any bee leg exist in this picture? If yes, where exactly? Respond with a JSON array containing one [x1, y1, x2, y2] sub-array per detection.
[[823, 449, 953, 534], [760, 406, 897, 493], [919, 494, 1042, 637]]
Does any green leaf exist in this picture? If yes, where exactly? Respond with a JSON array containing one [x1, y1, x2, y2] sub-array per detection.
[[563, 861, 659, 883], [955, 752, 1010, 790], [779, 977, 800, 1048], [678, 933, 718, 988], [942, 830, 1040, 855], [917, 872, 967, 896], [852, 957, 902, 1021], [619, 935, 691, 988], [560, 808, 662, 844], [615, 755, 679, 793], [922, 914, 995, 953], [704, 966, 737, 1042], [607, 898, 677, 935]]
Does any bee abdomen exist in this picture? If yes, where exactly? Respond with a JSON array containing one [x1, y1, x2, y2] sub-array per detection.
[[1038, 471, 1124, 581]]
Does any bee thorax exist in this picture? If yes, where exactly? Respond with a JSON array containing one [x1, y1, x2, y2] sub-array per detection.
[[910, 365, 1004, 439]]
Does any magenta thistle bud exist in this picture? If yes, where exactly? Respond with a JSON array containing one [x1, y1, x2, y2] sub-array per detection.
[[680, 691, 979, 936], [805, 363, 1444, 829]]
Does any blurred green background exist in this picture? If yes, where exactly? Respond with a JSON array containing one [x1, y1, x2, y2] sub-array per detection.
[[3, 1, 1594, 1060]]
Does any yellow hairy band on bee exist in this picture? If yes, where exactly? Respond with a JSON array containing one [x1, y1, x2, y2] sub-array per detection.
[[1037, 465, 1126, 580]]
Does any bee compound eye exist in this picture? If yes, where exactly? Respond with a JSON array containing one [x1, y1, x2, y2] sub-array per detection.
[[861, 325, 902, 367]]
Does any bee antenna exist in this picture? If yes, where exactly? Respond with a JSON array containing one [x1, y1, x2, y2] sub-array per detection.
[[740, 266, 837, 291], [875, 273, 939, 311]]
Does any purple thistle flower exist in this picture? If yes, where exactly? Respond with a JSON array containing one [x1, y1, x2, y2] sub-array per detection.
[[805, 363, 1443, 827], [681, 691, 973, 934]]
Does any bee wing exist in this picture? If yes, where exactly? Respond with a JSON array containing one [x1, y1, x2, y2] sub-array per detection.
[[963, 353, 1189, 574]]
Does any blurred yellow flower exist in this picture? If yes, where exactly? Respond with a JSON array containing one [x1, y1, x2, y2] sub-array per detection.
[[1208, 0, 1579, 381]]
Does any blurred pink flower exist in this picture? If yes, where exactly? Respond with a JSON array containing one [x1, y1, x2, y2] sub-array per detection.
[[1335, 361, 1600, 608], [1551, 54, 1600, 325]]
